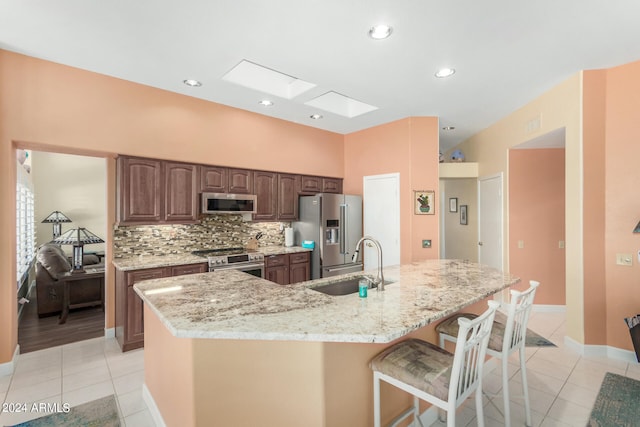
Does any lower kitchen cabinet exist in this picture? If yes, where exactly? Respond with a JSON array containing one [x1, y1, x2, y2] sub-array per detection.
[[265, 252, 310, 286], [115, 262, 207, 351]]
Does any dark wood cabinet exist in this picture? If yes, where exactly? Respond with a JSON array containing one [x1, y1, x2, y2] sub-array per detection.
[[322, 177, 343, 193], [165, 162, 198, 222], [253, 171, 278, 221], [117, 157, 163, 223], [116, 266, 168, 352], [228, 168, 253, 194], [277, 174, 300, 220], [289, 252, 310, 283], [300, 175, 322, 195], [116, 262, 207, 351], [265, 252, 310, 285], [171, 263, 208, 276], [265, 254, 289, 285], [200, 166, 227, 193], [117, 156, 198, 224]]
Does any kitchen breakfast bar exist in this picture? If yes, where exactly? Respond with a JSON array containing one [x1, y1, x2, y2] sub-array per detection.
[[134, 259, 519, 427]]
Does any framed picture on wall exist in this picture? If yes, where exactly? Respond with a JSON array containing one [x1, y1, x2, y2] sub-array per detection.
[[460, 205, 468, 225], [414, 190, 435, 215], [449, 197, 458, 212]]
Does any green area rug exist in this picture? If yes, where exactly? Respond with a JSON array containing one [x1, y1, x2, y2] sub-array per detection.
[[588, 372, 640, 427], [11, 395, 120, 427]]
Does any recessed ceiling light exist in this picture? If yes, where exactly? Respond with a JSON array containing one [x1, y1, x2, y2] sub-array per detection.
[[310, 114, 323, 120], [258, 100, 274, 107], [183, 79, 202, 87], [435, 68, 456, 78], [369, 24, 393, 40], [442, 126, 456, 131]]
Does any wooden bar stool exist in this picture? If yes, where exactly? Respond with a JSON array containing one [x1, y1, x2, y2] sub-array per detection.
[[370, 300, 500, 427], [436, 280, 539, 427]]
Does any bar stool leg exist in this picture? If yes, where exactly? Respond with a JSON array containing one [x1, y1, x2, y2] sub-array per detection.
[[502, 356, 511, 427], [520, 346, 532, 427], [373, 374, 381, 427]]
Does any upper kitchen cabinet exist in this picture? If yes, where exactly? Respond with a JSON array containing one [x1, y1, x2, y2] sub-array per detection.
[[117, 157, 163, 223], [322, 177, 342, 193], [200, 166, 228, 193], [253, 171, 278, 221], [277, 174, 301, 220], [228, 168, 253, 194], [300, 175, 322, 195], [117, 156, 198, 225], [164, 162, 198, 222]]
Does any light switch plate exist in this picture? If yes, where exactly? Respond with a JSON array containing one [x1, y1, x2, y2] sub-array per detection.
[[616, 253, 633, 266], [422, 239, 431, 248]]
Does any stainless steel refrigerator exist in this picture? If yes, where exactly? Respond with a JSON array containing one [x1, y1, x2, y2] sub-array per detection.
[[293, 194, 363, 279]]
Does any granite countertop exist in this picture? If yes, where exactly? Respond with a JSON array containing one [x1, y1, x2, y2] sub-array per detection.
[[112, 245, 311, 271], [133, 259, 519, 343]]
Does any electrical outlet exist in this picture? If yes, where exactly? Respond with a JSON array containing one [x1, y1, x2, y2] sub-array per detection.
[[422, 239, 431, 248], [517, 240, 524, 249], [616, 253, 633, 266], [559, 240, 565, 249]]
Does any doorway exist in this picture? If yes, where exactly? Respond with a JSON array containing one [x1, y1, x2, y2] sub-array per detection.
[[17, 150, 108, 353], [362, 173, 400, 269], [478, 173, 504, 271]]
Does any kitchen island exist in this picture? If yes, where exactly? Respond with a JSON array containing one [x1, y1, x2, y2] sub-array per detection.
[[135, 260, 518, 427]]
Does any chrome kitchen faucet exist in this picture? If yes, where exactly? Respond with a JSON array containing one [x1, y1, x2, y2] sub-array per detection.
[[351, 236, 385, 291]]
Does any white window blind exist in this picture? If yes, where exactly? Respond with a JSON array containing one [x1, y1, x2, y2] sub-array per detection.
[[16, 162, 35, 286]]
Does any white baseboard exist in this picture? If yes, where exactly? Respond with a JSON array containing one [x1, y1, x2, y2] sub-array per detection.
[[142, 383, 166, 427], [565, 335, 639, 364], [531, 304, 566, 313], [0, 345, 20, 376], [104, 327, 115, 339]]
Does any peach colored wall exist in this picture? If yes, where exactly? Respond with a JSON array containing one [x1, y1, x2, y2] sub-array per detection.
[[0, 49, 343, 365], [509, 149, 565, 304], [603, 61, 640, 351], [582, 70, 608, 346], [343, 117, 440, 264], [452, 74, 585, 343]]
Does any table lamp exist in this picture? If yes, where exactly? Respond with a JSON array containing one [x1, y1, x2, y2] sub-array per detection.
[[51, 227, 104, 273], [41, 211, 72, 238]]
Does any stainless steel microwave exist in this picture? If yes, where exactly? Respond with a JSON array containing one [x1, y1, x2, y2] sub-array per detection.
[[201, 192, 257, 214]]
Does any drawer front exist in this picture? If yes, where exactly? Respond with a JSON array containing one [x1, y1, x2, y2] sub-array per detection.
[[126, 267, 167, 286], [171, 263, 208, 276], [265, 254, 288, 267], [289, 252, 310, 264]]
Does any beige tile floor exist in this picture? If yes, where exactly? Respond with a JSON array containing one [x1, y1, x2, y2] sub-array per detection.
[[0, 337, 151, 426], [1, 311, 638, 426], [430, 311, 640, 427]]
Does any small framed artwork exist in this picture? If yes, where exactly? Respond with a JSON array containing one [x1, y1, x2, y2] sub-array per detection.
[[414, 190, 435, 215], [460, 205, 468, 225], [449, 197, 458, 213]]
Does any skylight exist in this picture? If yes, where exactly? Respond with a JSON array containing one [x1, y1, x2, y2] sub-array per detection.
[[304, 92, 378, 118], [222, 60, 316, 99]]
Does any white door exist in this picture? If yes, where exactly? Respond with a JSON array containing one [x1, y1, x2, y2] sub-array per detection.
[[478, 173, 503, 271], [363, 173, 400, 270]]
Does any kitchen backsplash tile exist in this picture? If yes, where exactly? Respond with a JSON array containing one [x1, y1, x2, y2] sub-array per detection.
[[113, 215, 289, 258]]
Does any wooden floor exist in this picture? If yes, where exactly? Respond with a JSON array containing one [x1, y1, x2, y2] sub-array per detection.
[[18, 289, 105, 354]]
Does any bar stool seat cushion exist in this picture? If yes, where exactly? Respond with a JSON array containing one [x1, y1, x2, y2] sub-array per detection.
[[370, 338, 453, 401], [436, 313, 508, 352]]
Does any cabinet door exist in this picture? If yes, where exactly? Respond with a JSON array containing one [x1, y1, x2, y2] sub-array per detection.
[[200, 166, 228, 193], [289, 262, 310, 284], [126, 286, 145, 346], [300, 175, 322, 195], [266, 265, 289, 285], [171, 263, 208, 276], [228, 169, 253, 194], [322, 177, 343, 194], [165, 162, 198, 222], [253, 171, 277, 221], [277, 174, 300, 220], [118, 157, 163, 223]]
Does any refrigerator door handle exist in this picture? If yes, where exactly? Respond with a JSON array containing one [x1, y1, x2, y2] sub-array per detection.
[[339, 204, 346, 254]]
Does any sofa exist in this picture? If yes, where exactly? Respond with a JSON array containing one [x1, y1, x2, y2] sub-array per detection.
[[35, 243, 104, 317]]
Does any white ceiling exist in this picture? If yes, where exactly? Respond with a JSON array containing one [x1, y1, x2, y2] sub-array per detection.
[[2, 1, 640, 152]]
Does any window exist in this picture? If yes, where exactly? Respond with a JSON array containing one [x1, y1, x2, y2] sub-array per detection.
[[16, 162, 35, 286]]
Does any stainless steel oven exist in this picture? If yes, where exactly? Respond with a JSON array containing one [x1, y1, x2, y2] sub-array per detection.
[[192, 248, 265, 278]]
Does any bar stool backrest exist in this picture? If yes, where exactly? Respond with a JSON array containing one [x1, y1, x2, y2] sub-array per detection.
[[499, 281, 540, 357]]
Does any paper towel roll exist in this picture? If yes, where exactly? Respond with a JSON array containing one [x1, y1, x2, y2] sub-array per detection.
[[284, 227, 294, 247]]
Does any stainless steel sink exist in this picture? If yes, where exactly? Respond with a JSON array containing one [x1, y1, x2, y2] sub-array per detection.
[[310, 277, 394, 296]]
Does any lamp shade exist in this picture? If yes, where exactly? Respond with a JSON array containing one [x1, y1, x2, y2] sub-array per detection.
[[51, 227, 104, 245], [41, 211, 72, 224]]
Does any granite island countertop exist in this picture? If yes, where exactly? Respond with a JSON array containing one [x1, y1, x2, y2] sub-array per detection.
[[134, 259, 519, 343], [112, 245, 311, 271]]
